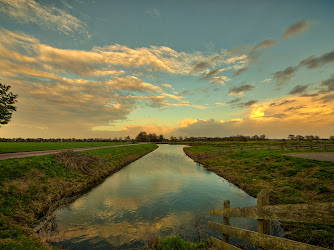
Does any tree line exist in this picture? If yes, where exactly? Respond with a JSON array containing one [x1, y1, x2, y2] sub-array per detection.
[[287, 134, 334, 141]]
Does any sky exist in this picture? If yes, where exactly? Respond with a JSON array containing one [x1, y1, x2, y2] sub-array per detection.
[[0, 0, 333, 139]]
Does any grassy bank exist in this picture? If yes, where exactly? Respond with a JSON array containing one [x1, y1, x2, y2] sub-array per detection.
[[184, 146, 334, 248], [145, 235, 210, 250], [0, 142, 128, 154], [0, 143, 158, 249]]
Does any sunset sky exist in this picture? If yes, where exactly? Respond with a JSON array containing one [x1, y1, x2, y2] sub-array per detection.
[[0, 0, 333, 139]]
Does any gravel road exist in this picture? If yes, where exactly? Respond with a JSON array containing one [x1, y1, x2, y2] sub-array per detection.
[[285, 152, 334, 162]]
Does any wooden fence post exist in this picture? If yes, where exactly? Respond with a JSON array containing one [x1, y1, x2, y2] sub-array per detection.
[[257, 190, 270, 250], [223, 200, 230, 243], [311, 144, 313, 150], [325, 143, 327, 150]]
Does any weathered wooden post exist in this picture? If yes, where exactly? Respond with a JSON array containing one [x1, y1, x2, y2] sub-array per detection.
[[325, 143, 328, 150], [257, 190, 270, 250], [295, 144, 298, 150], [311, 144, 313, 150], [281, 144, 284, 150], [223, 200, 230, 243]]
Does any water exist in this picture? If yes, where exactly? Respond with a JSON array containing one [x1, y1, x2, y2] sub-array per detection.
[[43, 144, 261, 249]]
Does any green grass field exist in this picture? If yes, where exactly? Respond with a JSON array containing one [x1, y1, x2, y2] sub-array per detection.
[[184, 146, 334, 248], [0, 143, 157, 249], [0, 142, 128, 154]]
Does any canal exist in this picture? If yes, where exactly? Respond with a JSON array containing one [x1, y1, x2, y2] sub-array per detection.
[[43, 144, 260, 249]]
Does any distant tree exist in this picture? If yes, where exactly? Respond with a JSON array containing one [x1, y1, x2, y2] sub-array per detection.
[[305, 135, 315, 141], [0, 83, 18, 126], [259, 134, 266, 140], [178, 136, 183, 141], [148, 133, 157, 142], [136, 132, 148, 142], [169, 136, 177, 142], [252, 135, 259, 141], [158, 134, 164, 142], [295, 135, 304, 141], [329, 136, 334, 141], [288, 134, 295, 140]]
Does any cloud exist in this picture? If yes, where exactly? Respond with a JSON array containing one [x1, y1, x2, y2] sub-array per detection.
[[270, 100, 296, 106], [228, 84, 255, 96], [171, 93, 334, 138], [273, 66, 300, 86], [227, 98, 241, 105], [161, 83, 173, 89], [106, 76, 161, 93], [177, 118, 198, 128], [318, 93, 334, 103], [273, 50, 334, 86], [210, 76, 231, 85], [215, 102, 226, 106], [260, 78, 271, 83], [232, 20, 312, 77], [237, 100, 258, 107], [200, 68, 222, 80], [190, 53, 246, 75], [320, 77, 334, 92], [232, 37, 276, 77], [253, 38, 276, 50], [0, 29, 214, 138], [281, 20, 311, 39], [233, 67, 248, 76], [300, 50, 334, 69], [0, 0, 89, 37], [289, 85, 308, 95]]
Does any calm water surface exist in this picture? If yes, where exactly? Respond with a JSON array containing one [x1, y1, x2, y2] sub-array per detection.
[[44, 144, 259, 249]]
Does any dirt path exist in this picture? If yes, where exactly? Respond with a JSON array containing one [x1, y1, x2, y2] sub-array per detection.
[[0, 144, 141, 160], [285, 152, 334, 162]]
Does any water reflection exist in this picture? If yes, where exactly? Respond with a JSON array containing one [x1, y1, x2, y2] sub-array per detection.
[[44, 144, 258, 249]]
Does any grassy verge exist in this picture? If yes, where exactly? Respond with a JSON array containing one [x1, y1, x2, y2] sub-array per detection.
[[0, 143, 158, 249], [184, 146, 334, 248], [0, 142, 128, 154], [145, 235, 211, 250]]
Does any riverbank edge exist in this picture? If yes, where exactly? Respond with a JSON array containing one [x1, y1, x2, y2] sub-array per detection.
[[1, 144, 158, 249], [183, 147, 333, 249], [183, 147, 259, 198]]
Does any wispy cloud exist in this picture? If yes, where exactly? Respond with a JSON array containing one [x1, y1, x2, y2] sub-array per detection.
[[210, 76, 231, 85], [260, 78, 272, 83], [273, 50, 334, 86], [253, 38, 276, 50], [0, 0, 89, 37], [237, 100, 258, 107], [228, 84, 255, 96], [281, 20, 311, 39], [289, 85, 308, 95]]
